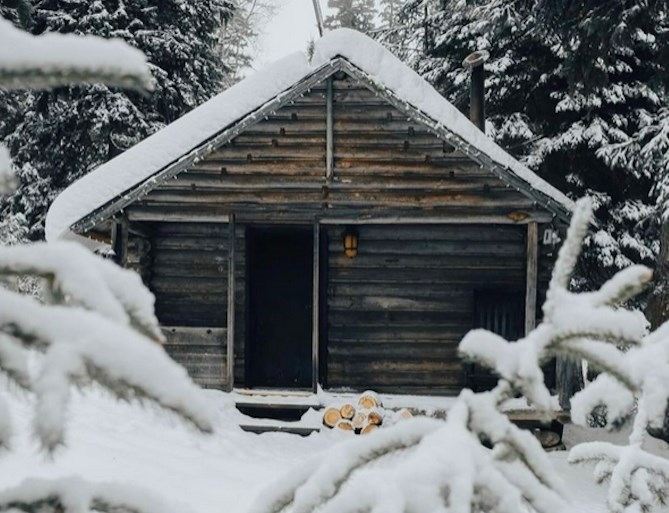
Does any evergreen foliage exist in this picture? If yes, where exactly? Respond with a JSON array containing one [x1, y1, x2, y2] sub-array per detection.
[[217, 0, 276, 88], [392, 0, 668, 290], [378, 0, 403, 28], [324, 0, 377, 32], [0, 0, 235, 241]]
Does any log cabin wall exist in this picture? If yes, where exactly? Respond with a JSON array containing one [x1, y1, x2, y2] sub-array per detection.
[[139, 222, 245, 389], [117, 71, 563, 393], [325, 224, 527, 394]]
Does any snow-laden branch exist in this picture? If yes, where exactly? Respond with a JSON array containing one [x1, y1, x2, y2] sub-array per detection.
[[460, 198, 651, 416], [0, 17, 152, 91], [0, 476, 179, 513], [250, 395, 570, 513], [0, 242, 164, 343], [0, 286, 213, 451]]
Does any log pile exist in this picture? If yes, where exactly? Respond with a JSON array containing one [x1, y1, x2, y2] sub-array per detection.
[[321, 391, 412, 435]]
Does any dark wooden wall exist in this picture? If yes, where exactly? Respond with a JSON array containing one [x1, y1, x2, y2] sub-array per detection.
[[133, 222, 245, 389], [325, 224, 527, 394]]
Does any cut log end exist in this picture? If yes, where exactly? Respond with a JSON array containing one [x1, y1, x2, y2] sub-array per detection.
[[361, 423, 379, 435], [336, 420, 355, 432], [340, 403, 356, 420], [358, 390, 382, 409], [367, 409, 383, 426], [323, 407, 342, 428], [352, 411, 367, 430]]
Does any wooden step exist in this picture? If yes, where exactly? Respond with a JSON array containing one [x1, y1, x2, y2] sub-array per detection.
[[240, 424, 320, 436]]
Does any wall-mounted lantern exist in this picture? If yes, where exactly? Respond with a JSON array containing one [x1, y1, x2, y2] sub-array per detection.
[[343, 227, 359, 258]]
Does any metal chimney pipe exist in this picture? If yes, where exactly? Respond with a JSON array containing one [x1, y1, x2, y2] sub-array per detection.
[[463, 50, 489, 133]]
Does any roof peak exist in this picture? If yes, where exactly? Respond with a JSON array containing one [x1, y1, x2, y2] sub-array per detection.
[[46, 28, 572, 242]]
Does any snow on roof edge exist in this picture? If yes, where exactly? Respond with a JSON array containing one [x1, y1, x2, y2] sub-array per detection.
[[46, 28, 573, 242], [45, 50, 313, 241]]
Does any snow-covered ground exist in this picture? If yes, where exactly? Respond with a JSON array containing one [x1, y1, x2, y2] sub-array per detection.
[[2, 385, 657, 513]]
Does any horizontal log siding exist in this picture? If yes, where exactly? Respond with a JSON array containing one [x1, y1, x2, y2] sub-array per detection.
[[325, 224, 526, 394], [128, 74, 546, 222], [161, 327, 227, 388], [148, 222, 245, 389], [126, 233, 151, 285]]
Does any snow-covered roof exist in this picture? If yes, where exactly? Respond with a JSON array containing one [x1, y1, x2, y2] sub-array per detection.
[[46, 29, 574, 242]]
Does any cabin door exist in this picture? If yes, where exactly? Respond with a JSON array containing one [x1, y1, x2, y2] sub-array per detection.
[[247, 227, 313, 388]]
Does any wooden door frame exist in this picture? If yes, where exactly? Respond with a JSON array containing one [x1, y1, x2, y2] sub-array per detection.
[[311, 221, 320, 393], [236, 222, 320, 391]]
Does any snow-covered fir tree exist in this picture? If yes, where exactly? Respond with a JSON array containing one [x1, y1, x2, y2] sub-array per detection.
[[378, 0, 403, 28], [217, 0, 276, 88], [0, 0, 235, 241], [393, 0, 667, 292], [324, 0, 377, 33]]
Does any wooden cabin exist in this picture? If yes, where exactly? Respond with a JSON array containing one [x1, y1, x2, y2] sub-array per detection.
[[46, 29, 573, 397]]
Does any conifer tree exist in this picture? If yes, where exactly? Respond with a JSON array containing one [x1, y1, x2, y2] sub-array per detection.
[[378, 0, 403, 27], [217, 0, 276, 88], [0, 0, 235, 241], [324, 0, 377, 33], [395, 0, 667, 290]]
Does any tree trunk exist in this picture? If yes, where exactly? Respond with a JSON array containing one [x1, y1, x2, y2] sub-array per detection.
[[646, 221, 669, 329], [645, 220, 669, 441]]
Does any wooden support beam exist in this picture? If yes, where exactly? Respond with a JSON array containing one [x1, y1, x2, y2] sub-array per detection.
[[320, 214, 553, 225], [525, 222, 538, 335], [226, 215, 236, 391], [312, 221, 320, 393], [326, 77, 334, 181], [127, 209, 230, 223], [111, 217, 128, 267]]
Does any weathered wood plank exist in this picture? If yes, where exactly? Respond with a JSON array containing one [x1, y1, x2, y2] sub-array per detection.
[[162, 326, 226, 347], [525, 222, 539, 335], [227, 215, 236, 391]]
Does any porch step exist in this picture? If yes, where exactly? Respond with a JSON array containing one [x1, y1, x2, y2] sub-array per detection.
[[239, 423, 321, 436], [233, 388, 320, 421], [235, 401, 316, 421]]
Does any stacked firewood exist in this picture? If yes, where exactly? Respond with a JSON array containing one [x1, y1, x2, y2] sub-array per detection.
[[321, 391, 412, 434]]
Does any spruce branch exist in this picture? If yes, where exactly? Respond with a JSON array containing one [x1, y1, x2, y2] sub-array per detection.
[[0, 477, 177, 513], [556, 339, 637, 391], [545, 197, 593, 306], [249, 418, 442, 513], [0, 17, 152, 92], [0, 242, 164, 343], [0, 334, 31, 390], [0, 286, 213, 451]]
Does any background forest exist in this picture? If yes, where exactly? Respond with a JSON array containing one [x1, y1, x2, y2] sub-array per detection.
[[2, 0, 668, 319]]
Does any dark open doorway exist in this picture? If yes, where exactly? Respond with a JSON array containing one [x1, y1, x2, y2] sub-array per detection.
[[247, 227, 313, 388]]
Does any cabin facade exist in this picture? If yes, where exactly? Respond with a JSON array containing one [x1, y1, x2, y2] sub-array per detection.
[[46, 30, 573, 396]]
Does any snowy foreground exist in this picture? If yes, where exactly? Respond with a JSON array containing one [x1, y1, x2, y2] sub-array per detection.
[[2, 387, 666, 513]]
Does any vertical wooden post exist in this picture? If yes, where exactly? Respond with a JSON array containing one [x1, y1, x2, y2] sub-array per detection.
[[111, 217, 128, 267], [226, 215, 236, 392], [312, 221, 320, 393], [525, 222, 539, 335], [325, 77, 334, 182]]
